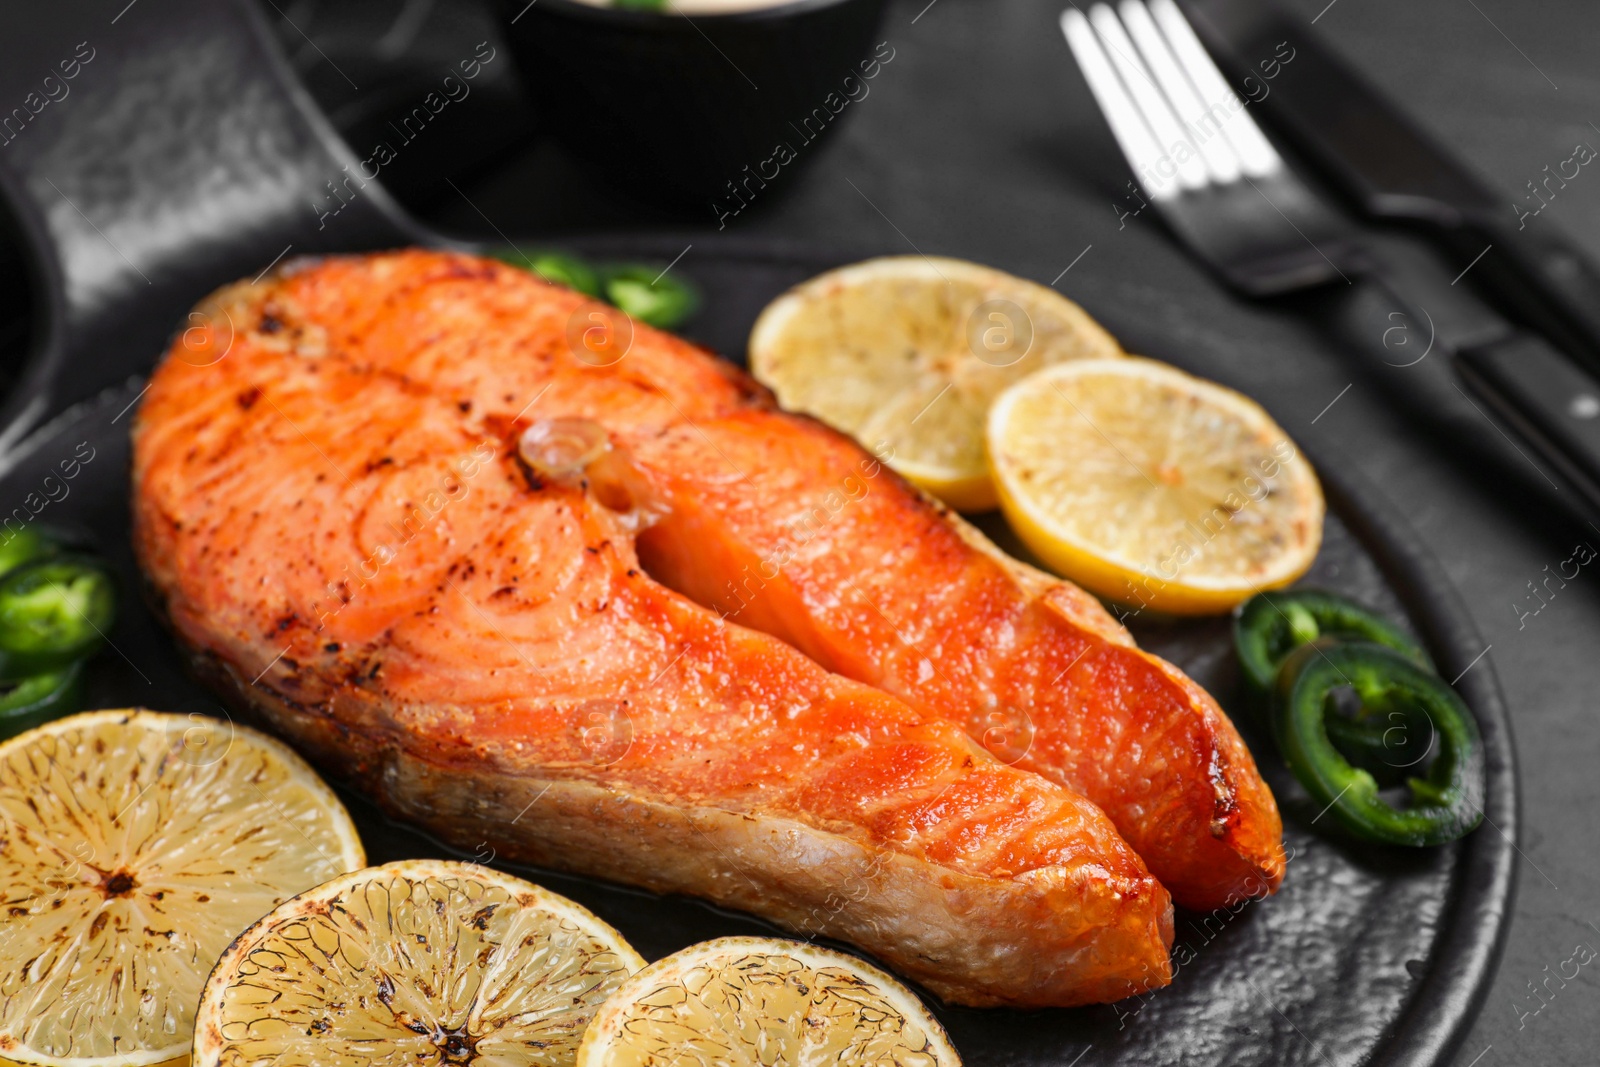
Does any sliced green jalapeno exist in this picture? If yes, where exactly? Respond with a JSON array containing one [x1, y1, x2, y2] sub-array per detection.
[[494, 251, 700, 329], [493, 251, 602, 298], [530, 253, 603, 298], [601, 265, 699, 330], [0, 662, 84, 739], [1322, 699, 1437, 789], [1274, 641, 1484, 846], [1235, 589, 1429, 698], [0, 557, 116, 679], [0, 526, 60, 581]]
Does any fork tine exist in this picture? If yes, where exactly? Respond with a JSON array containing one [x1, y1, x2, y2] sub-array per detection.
[[1084, 4, 1211, 193], [1147, 0, 1281, 177], [1059, 8, 1183, 200], [1118, 0, 1240, 184]]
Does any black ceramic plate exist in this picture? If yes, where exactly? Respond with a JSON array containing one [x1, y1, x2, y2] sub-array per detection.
[[0, 236, 1514, 1067]]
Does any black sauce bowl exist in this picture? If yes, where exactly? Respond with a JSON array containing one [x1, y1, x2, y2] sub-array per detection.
[[496, 0, 889, 222]]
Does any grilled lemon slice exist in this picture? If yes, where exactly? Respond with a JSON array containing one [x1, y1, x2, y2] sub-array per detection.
[[0, 709, 363, 1067], [575, 936, 961, 1067], [988, 358, 1323, 615], [749, 256, 1122, 512], [192, 859, 645, 1067]]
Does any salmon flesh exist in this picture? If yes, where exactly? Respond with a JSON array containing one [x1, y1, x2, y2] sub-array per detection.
[[132, 250, 1280, 1007]]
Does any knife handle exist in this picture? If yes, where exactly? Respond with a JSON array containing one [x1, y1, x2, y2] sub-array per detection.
[[1456, 329, 1600, 510], [1459, 216, 1600, 378]]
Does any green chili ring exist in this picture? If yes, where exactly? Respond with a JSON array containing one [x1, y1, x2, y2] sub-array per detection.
[[601, 264, 699, 330], [493, 250, 701, 330], [1322, 704, 1438, 789], [0, 662, 85, 740], [1265, 635, 1429, 784], [0, 525, 62, 582], [1235, 589, 1430, 698], [530, 252, 603, 298], [1267, 635, 1434, 785], [1274, 641, 1485, 846], [0, 556, 117, 679]]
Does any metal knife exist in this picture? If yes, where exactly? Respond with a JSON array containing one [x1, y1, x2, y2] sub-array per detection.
[[1182, 0, 1600, 512], [1182, 0, 1600, 373]]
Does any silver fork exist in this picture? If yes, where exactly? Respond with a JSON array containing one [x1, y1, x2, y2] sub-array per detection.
[[1061, 0, 1600, 526], [1060, 0, 1361, 296]]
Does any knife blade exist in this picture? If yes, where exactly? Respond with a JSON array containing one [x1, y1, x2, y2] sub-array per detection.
[[1181, 0, 1600, 379]]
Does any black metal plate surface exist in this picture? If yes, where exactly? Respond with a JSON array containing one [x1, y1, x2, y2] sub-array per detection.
[[0, 237, 1516, 1067]]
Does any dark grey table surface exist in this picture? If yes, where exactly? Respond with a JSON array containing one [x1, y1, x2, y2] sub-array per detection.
[[417, 1, 1600, 1061]]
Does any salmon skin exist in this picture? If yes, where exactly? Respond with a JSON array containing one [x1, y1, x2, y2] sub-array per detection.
[[133, 250, 1175, 1008]]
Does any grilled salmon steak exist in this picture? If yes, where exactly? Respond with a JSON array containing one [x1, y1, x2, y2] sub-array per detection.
[[132, 249, 1274, 1005], [634, 424, 1285, 911]]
